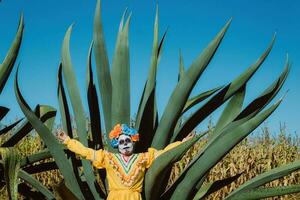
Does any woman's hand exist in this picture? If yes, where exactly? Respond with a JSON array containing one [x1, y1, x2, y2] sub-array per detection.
[[56, 129, 68, 143], [182, 132, 196, 142]]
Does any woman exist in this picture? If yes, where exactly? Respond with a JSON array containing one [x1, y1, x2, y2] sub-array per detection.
[[57, 124, 194, 200]]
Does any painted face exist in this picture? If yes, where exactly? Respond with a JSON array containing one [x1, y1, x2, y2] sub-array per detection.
[[118, 134, 133, 155]]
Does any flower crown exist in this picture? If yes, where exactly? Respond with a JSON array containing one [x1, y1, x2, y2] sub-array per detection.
[[109, 124, 139, 148]]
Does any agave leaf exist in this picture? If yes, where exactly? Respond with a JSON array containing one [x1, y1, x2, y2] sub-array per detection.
[[61, 25, 103, 199], [206, 61, 290, 149], [2, 105, 56, 147], [152, 28, 167, 132], [86, 42, 103, 150], [14, 70, 84, 199], [39, 105, 56, 131], [168, 64, 289, 195], [226, 184, 300, 200], [234, 56, 290, 121], [0, 148, 20, 200], [135, 86, 157, 152], [18, 170, 55, 200], [86, 42, 107, 197], [181, 86, 224, 115], [0, 119, 23, 136], [20, 149, 51, 167], [173, 83, 220, 140], [193, 173, 243, 200], [135, 7, 169, 151], [178, 49, 185, 82], [212, 85, 246, 137], [152, 19, 232, 149], [144, 136, 200, 200], [157, 27, 168, 63], [170, 99, 282, 200], [111, 12, 131, 126], [61, 25, 87, 144], [173, 36, 275, 141], [57, 63, 87, 196], [0, 14, 24, 94], [93, 0, 112, 133], [0, 106, 9, 120], [225, 160, 300, 199], [135, 81, 147, 125], [57, 64, 74, 139], [135, 6, 159, 131]]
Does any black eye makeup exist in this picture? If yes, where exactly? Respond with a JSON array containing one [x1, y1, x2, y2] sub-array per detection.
[[119, 138, 132, 145]]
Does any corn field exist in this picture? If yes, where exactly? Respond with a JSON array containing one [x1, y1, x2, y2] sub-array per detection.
[[1, 123, 299, 200]]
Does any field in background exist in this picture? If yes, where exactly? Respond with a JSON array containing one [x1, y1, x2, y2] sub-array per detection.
[[1, 123, 299, 199]]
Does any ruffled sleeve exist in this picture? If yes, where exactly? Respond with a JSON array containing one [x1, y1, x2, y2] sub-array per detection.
[[146, 141, 182, 168], [64, 136, 106, 169]]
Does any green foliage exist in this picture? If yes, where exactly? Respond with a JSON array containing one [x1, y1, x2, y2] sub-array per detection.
[[0, 0, 297, 200], [0, 148, 20, 200]]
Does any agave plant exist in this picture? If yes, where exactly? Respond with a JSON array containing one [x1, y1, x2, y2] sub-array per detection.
[[0, 15, 58, 199], [1, 0, 299, 199]]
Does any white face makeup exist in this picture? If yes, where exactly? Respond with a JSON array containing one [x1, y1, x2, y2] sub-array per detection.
[[118, 134, 133, 156]]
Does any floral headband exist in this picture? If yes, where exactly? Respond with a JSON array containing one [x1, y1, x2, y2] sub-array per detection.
[[109, 124, 139, 148]]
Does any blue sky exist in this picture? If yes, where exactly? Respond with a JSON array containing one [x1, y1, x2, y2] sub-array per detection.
[[0, 0, 299, 135]]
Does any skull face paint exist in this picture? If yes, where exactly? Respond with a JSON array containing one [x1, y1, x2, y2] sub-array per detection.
[[118, 134, 133, 156]]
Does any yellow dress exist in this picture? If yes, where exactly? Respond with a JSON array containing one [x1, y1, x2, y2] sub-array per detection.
[[64, 137, 182, 200]]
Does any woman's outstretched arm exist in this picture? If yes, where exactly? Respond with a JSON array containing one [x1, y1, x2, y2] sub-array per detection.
[[57, 130, 106, 169]]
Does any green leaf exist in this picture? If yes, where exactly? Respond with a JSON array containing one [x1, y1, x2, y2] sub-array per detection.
[[225, 160, 300, 199], [178, 49, 185, 82], [144, 136, 200, 200], [111, 12, 131, 126], [181, 86, 223, 114], [61, 25, 103, 200], [2, 105, 56, 147], [135, 6, 159, 131], [212, 85, 246, 137], [14, 70, 84, 199], [86, 42, 107, 197], [86, 42, 103, 150], [226, 184, 300, 200], [207, 60, 289, 148], [167, 62, 289, 197], [234, 56, 290, 121], [193, 173, 243, 200], [57, 64, 85, 195], [0, 119, 23, 136], [0, 148, 20, 200], [173, 36, 275, 142], [173, 85, 222, 138], [0, 14, 24, 94], [57, 64, 74, 138], [93, 0, 112, 133], [18, 170, 55, 200], [20, 149, 51, 167], [170, 99, 282, 200], [134, 86, 158, 152], [152, 19, 232, 149]]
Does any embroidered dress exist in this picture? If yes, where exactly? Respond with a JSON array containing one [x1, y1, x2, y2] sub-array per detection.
[[64, 137, 182, 200]]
